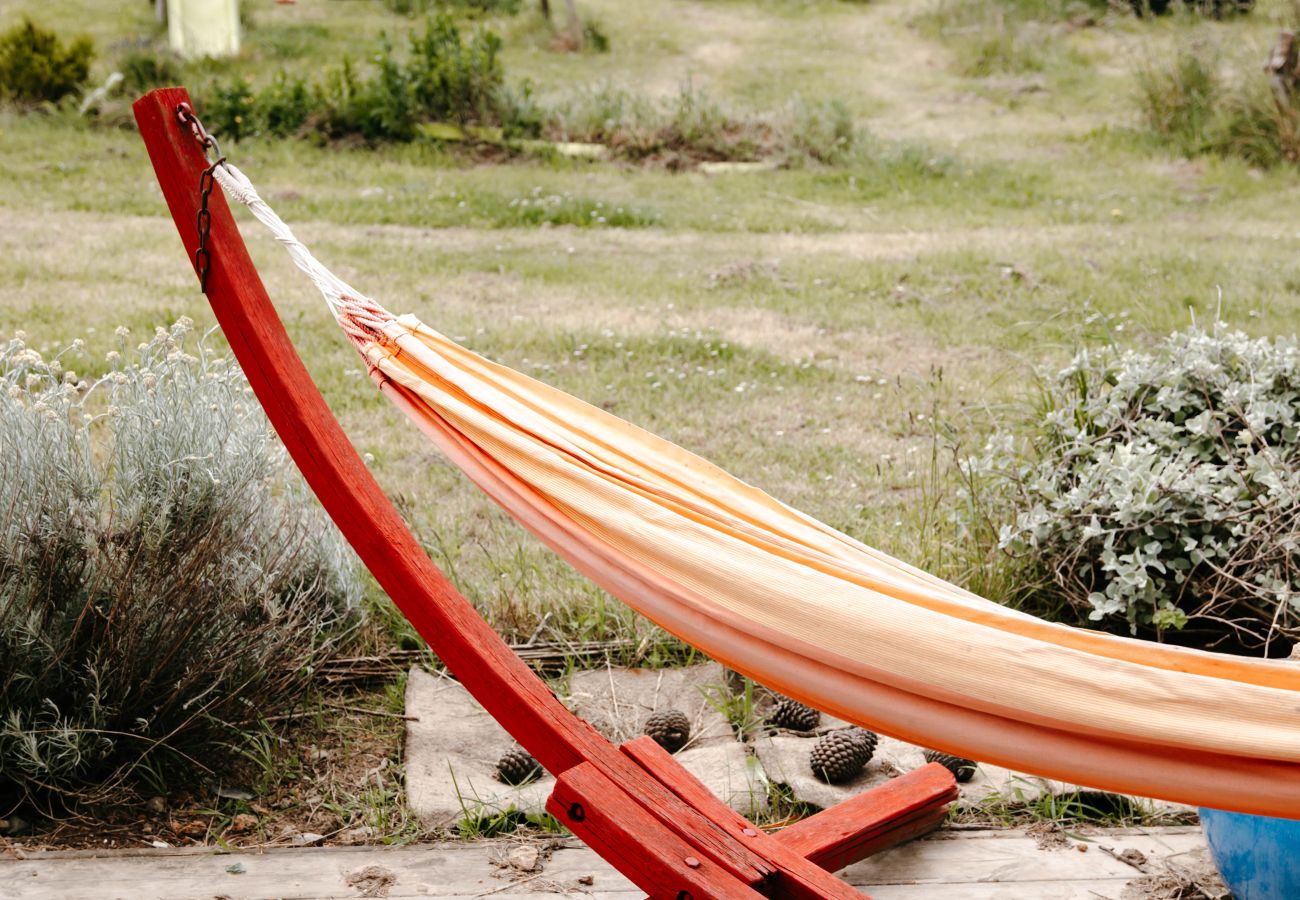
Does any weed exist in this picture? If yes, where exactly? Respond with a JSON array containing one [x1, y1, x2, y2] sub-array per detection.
[[702, 679, 763, 741], [954, 786, 1197, 827], [758, 781, 820, 827], [1137, 35, 1300, 167], [1136, 42, 1221, 156], [544, 85, 859, 166], [231, 724, 291, 798], [916, 0, 1100, 79], [447, 765, 560, 838]]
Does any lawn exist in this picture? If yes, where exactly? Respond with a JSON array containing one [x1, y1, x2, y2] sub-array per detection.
[[2, 0, 1299, 843]]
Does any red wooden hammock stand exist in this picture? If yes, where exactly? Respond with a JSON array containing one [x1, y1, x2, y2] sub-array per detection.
[[134, 87, 958, 899]]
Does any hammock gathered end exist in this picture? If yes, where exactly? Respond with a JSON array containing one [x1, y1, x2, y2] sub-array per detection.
[[213, 161, 1300, 819]]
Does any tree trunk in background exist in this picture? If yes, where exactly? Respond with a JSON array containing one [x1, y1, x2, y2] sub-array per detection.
[[1267, 30, 1300, 107], [1266, 29, 1300, 160], [562, 0, 583, 51], [540, 0, 551, 22], [166, 0, 240, 60]]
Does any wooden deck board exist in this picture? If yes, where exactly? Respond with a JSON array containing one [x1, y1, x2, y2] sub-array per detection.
[[0, 827, 1206, 899]]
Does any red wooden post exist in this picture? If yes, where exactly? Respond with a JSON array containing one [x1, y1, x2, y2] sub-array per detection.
[[132, 87, 772, 891], [548, 763, 771, 899], [772, 764, 958, 872], [623, 736, 951, 893]]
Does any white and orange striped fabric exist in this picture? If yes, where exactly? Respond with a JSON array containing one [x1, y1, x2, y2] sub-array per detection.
[[214, 162, 1300, 818]]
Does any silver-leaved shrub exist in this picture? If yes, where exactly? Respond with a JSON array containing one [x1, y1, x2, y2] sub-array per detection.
[[963, 323, 1299, 652], [0, 321, 360, 799]]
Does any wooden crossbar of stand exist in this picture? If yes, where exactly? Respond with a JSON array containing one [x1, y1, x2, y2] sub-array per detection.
[[133, 87, 958, 899]]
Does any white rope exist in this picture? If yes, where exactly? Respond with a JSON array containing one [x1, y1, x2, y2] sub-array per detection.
[[211, 162, 379, 329]]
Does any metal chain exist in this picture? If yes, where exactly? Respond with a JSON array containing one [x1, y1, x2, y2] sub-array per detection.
[[194, 162, 221, 292], [175, 102, 228, 293]]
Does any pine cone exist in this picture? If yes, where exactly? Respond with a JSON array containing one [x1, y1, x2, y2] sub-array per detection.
[[496, 745, 544, 785], [850, 727, 879, 755], [922, 749, 977, 783], [768, 698, 820, 732], [810, 728, 875, 784], [643, 709, 691, 753]]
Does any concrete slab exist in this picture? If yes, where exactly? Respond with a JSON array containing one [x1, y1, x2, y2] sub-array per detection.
[[403, 663, 766, 824], [756, 711, 1191, 818], [403, 668, 554, 826], [565, 662, 734, 748]]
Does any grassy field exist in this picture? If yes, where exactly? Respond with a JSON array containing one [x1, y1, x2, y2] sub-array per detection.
[[3, 0, 1300, 838]]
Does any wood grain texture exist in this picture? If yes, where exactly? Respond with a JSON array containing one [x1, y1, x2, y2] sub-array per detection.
[[132, 87, 773, 893], [547, 762, 772, 900], [772, 763, 958, 871], [621, 737, 865, 899], [0, 828, 1210, 899]]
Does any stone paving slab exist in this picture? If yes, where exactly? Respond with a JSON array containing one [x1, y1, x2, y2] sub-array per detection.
[[755, 709, 1192, 818], [565, 662, 733, 748], [406, 665, 1190, 825], [404, 667, 554, 826], [405, 663, 766, 822]]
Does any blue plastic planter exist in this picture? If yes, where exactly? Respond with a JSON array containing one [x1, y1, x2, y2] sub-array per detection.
[[1199, 807, 1300, 900]]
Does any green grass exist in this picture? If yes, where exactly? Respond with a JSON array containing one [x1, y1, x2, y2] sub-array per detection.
[[9, 0, 1299, 842]]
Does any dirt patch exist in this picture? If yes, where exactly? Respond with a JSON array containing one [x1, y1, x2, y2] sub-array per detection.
[[347, 864, 397, 898], [1121, 848, 1230, 900], [1028, 821, 1072, 851]]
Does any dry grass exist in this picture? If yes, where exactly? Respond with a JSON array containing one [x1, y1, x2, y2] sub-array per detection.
[[3, 0, 1300, 844]]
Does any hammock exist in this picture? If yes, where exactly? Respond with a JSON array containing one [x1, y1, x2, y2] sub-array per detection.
[[199, 160, 1300, 820]]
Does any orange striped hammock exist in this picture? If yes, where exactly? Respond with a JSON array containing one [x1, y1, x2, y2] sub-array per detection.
[[213, 163, 1300, 819]]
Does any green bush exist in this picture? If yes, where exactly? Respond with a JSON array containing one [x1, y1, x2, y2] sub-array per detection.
[[0, 322, 360, 800], [384, 0, 522, 14], [120, 50, 183, 95], [203, 15, 518, 143], [0, 19, 94, 107], [962, 324, 1300, 652]]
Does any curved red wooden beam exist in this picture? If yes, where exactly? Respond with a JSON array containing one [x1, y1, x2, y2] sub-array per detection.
[[133, 87, 949, 899]]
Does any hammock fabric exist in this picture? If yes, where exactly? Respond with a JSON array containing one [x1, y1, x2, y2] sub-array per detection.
[[210, 160, 1300, 820]]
